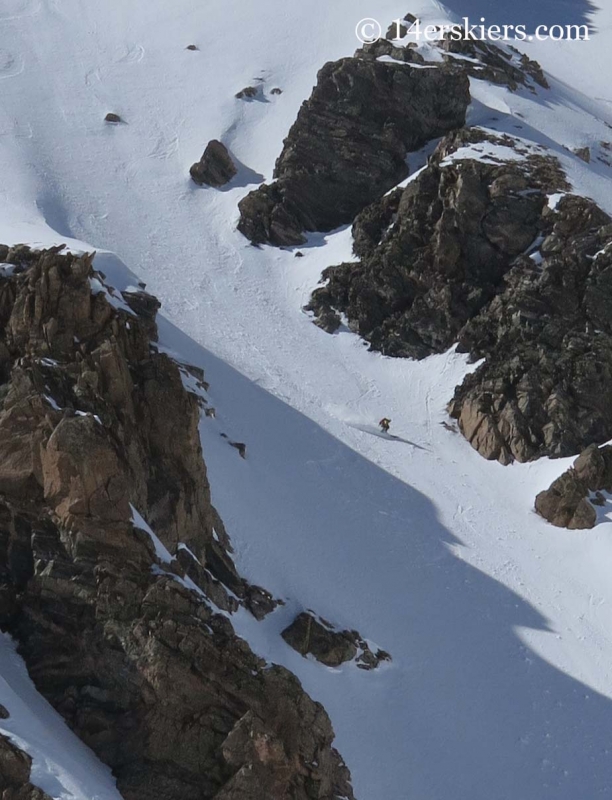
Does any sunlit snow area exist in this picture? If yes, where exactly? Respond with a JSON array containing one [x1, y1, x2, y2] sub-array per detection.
[[1, 0, 612, 797]]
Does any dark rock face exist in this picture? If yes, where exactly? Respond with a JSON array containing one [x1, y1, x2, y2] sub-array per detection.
[[0, 734, 53, 800], [448, 195, 612, 463], [238, 55, 470, 245], [535, 444, 612, 529], [0, 247, 354, 800], [237, 183, 305, 247], [308, 129, 564, 358], [309, 120, 612, 463], [282, 612, 390, 670], [236, 26, 552, 247], [190, 140, 237, 187], [105, 113, 122, 123]]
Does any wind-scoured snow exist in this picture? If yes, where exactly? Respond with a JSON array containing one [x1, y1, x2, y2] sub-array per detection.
[[1, 0, 612, 798]]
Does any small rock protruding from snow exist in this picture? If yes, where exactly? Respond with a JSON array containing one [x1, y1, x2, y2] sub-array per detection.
[[281, 611, 391, 670], [104, 112, 122, 124], [229, 440, 246, 459], [574, 146, 591, 163], [235, 86, 258, 100]]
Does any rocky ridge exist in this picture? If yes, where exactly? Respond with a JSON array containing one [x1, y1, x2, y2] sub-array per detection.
[[447, 193, 612, 463], [308, 127, 568, 357], [310, 126, 612, 464], [237, 20, 550, 247], [237, 27, 472, 245], [0, 246, 354, 800]]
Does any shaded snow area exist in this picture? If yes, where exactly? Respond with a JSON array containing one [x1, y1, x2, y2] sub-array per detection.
[[130, 504, 174, 564], [0, 634, 123, 800], [2, 0, 612, 798]]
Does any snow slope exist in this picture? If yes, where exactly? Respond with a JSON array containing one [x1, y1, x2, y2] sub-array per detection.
[[2, 0, 612, 798]]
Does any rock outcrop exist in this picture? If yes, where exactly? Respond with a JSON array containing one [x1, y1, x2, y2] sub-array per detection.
[[308, 129, 565, 358], [237, 48, 470, 245], [448, 194, 612, 463], [365, 28, 548, 92], [0, 246, 354, 800], [190, 140, 237, 188], [535, 444, 612, 529], [438, 37, 548, 91], [235, 86, 259, 100], [236, 19, 552, 247], [237, 13, 612, 469], [281, 612, 390, 670], [0, 734, 52, 800], [308, 119, 612, 463]]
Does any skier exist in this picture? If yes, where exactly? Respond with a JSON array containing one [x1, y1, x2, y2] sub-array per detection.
[[379, 417, 391, 434]]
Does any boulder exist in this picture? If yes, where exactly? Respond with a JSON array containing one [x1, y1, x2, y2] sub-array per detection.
[[282, 612, 357, 666], [236, 182, 305, 246], [574, 146, 591, 163], [535, 445, 612, 529], [282, 611, 390, 670], [235, 86, 259, 100], [190, 140, 237, 187], [535, 473, 597, 530]]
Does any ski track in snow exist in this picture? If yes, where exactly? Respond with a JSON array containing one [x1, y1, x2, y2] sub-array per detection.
[[2, 0, 612, 798]]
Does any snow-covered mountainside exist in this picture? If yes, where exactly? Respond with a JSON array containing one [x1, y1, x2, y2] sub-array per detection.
[[2, 1, 612, 799]]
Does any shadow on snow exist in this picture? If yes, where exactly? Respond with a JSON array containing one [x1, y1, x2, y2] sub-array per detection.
[[159, 312, 612, 800]]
